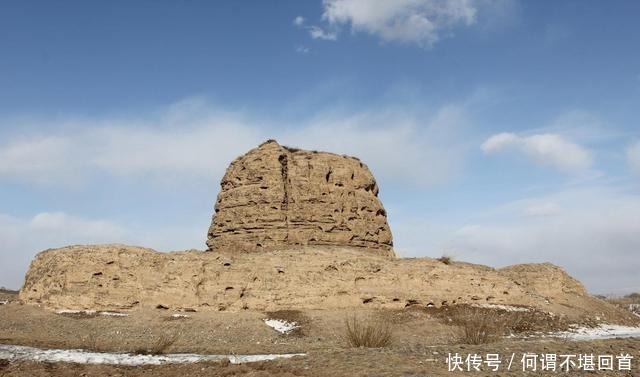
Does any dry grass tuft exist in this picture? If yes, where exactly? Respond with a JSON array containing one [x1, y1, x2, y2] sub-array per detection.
[[436, 305, 568, 344], [344, 315, 393, 348], [449, 306, 501, 344]]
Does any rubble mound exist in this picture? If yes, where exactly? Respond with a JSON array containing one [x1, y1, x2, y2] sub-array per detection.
[[207, 140, 393, 255]]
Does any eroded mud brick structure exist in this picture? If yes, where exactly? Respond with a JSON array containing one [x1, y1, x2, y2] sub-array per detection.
[[206, 140, 394, 255], [19, 140, 638, 325]]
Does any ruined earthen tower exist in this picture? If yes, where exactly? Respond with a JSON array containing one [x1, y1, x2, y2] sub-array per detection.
[[206, 140, 393, 255], [20, 141, 633, 323]]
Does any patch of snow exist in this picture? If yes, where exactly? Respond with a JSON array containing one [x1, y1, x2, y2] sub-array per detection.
[[473, 304, 531, 312], [264, 319, 299, 334], [0, 344, 305, 365], [56, 310, 97, 315], [171, 314, 189, 318], [99, 311, 128, 317], [0, 300, 8, 305], [55, 310, 128, 317], [551, 324, 640, 341]]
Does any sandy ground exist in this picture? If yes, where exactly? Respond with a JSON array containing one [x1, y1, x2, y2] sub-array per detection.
[[1, 290, 639, 376]]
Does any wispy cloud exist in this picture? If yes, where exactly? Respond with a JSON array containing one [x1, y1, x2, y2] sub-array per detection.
[[0, 212, 127, 289], [0, 211, 206, 289], [293, 14, 337, 42], [28, 212, 126, 238], [481, 132, 592, 173], [392, 186, 640, 294], [282, 104, 470, 187], [309, 25, 338, 40], [628, 141, 640, 175], [0, 99, 475, 288], [0, 136, 77, 185], [521, 201, 560, 217], [0, 103, 263, 187], [0, 99, 471, 189], [295, 45, 310, 54], [2, 100, 637, 294], [444, 187, 640, 293]]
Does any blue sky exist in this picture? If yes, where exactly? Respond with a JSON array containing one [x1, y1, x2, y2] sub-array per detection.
[[1, 0, 639, 293]]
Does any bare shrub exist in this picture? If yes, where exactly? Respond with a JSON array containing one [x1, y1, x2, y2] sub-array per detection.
[[449, 306, 503, 344], [437, 255, 453, 265], [434, 304, 568, 343], [626, 292, 640, 300], [344, 315, 393, 348], [503, 310, 567, 334]]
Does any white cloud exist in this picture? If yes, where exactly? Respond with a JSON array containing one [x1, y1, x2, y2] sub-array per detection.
[[627, 141, 640, 175], [0, 103, 264, 187], [481, 132, 592, 173], [481, 132, 517, 150], [293, 14, 338, 41], [0, 100, 470, 189], [293, 16, 305, 26], [318, 0, 481, 46], [309, 26, 338, 40]]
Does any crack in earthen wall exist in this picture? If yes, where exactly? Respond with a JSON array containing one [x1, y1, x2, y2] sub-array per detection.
[[278, 152, 290, 241]]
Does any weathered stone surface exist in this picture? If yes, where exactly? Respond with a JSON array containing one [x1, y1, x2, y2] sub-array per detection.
[[18, 244, 638, 325], [206, 140, 393, 255]]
